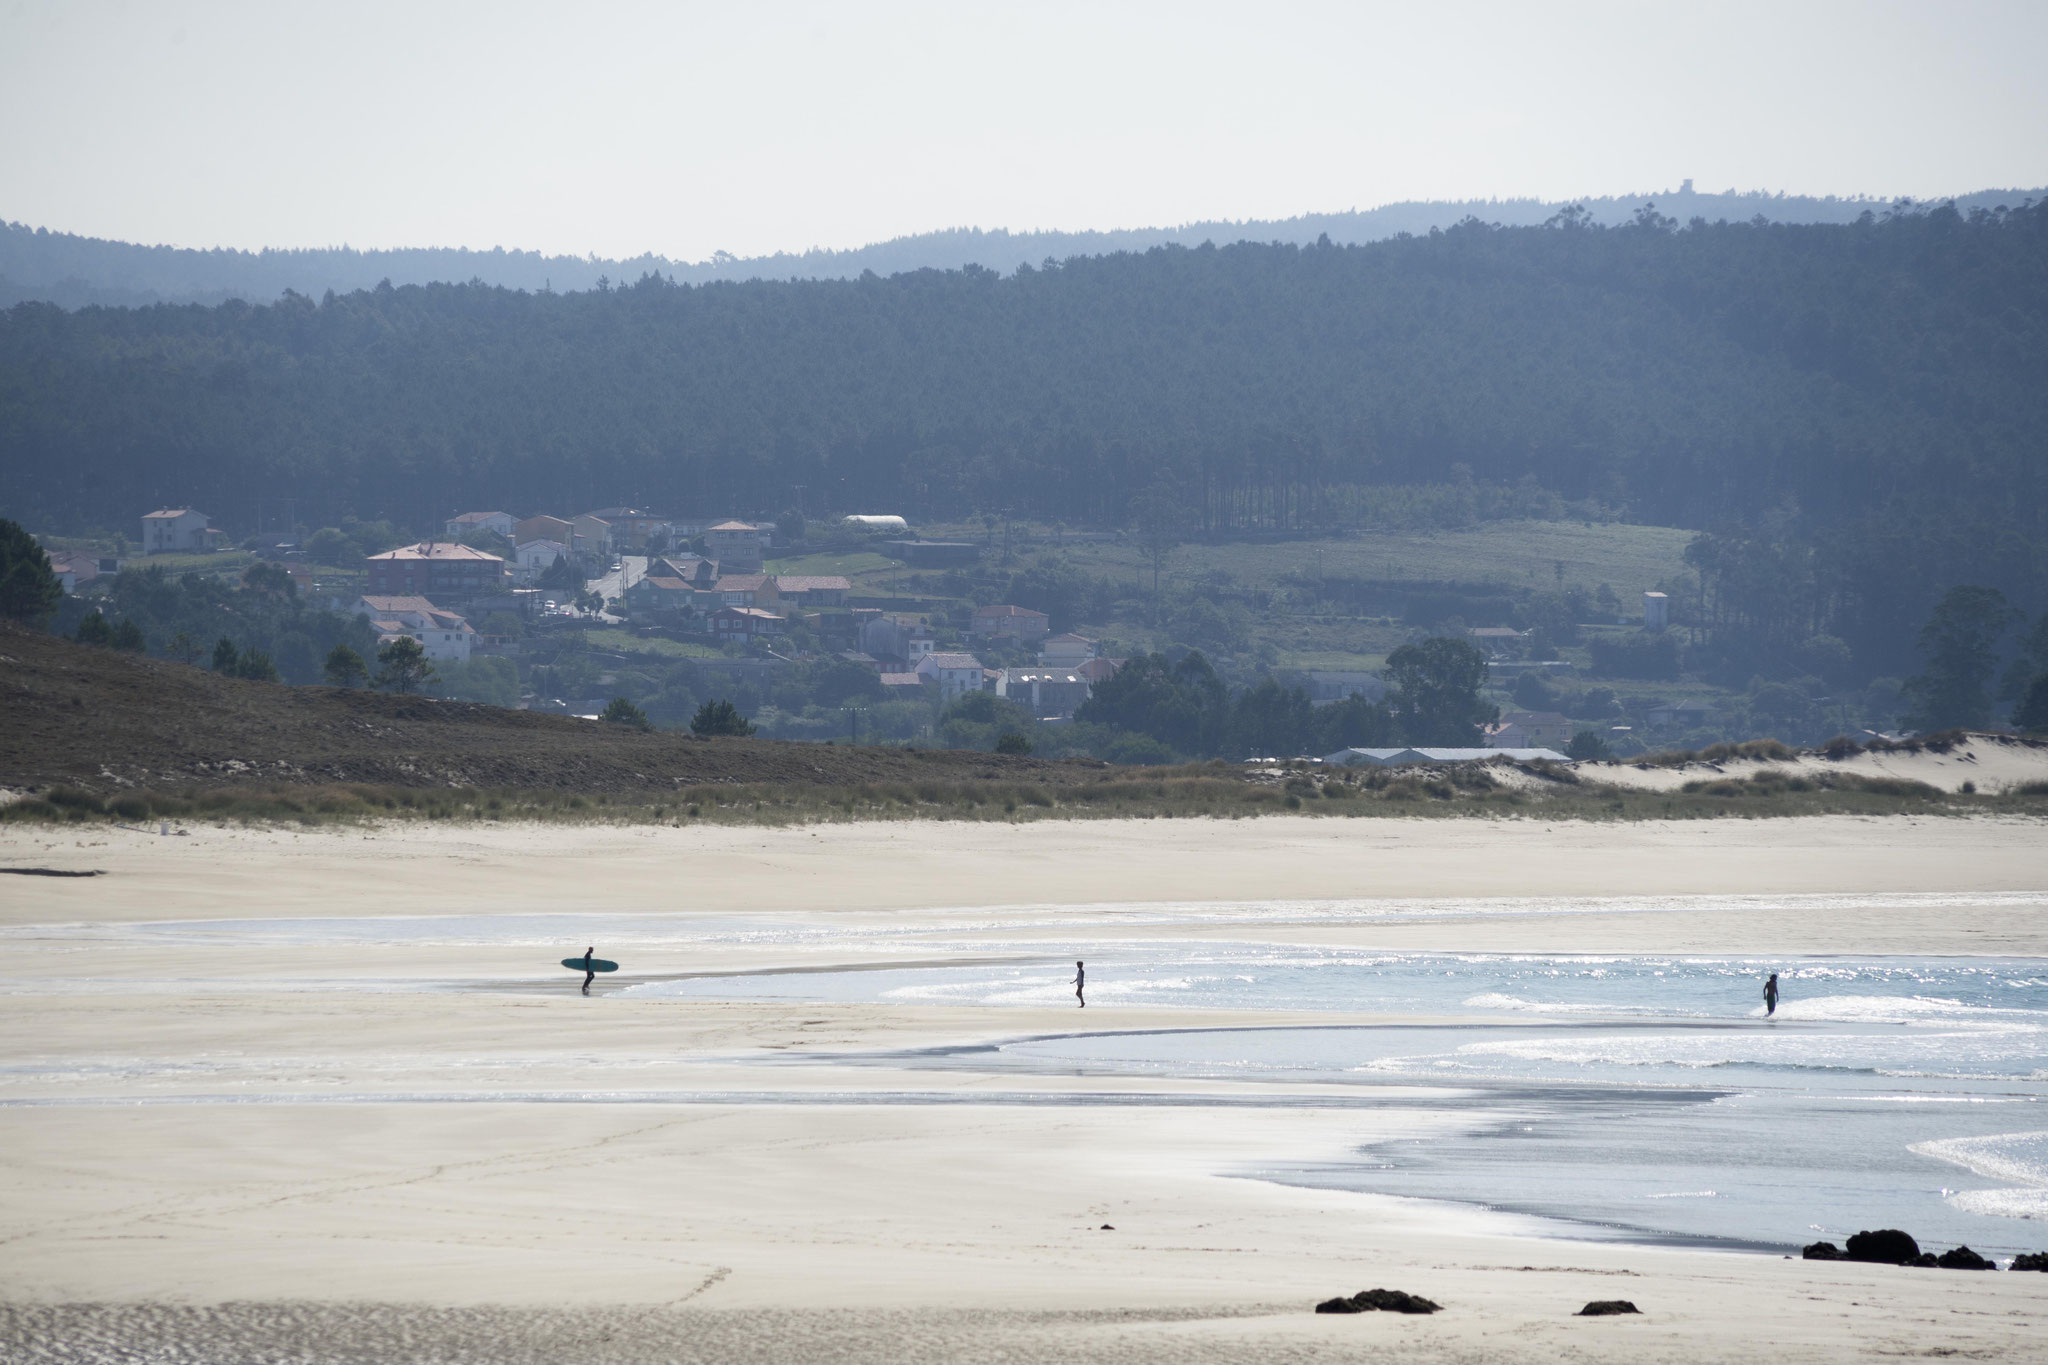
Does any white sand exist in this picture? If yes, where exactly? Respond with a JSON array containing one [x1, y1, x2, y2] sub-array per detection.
[[2, 814, 2045, 1362], [1581, 731, 2048, 795]]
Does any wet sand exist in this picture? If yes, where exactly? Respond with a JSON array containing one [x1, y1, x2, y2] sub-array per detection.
[[2, 814, 2045, 1362]]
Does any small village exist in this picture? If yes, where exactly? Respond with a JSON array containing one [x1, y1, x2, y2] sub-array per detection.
[[17, 501, 1764, 765]]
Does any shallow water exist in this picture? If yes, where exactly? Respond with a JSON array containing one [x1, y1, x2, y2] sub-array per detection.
[[629, 948, 2048, 1256], [8, 903, 2045, 1258]]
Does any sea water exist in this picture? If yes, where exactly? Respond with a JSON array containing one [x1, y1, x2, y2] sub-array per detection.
[[627, 949, 2048, 1256], [9, 906, 2044, 1257]]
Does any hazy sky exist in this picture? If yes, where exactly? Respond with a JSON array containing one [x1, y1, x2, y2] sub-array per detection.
[[3, 0, 2044, 261]]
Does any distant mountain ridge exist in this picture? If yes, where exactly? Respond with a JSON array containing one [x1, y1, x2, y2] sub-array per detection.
[[5, 183, 2041, 309]]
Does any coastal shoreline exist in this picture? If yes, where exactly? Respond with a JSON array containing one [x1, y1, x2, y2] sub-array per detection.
[[2, 814, 2045, 1362]]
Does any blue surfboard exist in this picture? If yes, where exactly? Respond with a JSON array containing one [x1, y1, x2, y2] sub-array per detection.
[[561, 957, 619, 972]]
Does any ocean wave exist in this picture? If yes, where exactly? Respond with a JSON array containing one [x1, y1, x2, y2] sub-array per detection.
[[1750, 994, 2047, 1027], [1910, 1131, 2048, 1188], [1942, 1188, 2048, 1220], [1461, 992, 1706, 1017]]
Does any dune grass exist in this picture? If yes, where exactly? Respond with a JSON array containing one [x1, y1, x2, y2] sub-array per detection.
[[7, 759, 2044, 832]]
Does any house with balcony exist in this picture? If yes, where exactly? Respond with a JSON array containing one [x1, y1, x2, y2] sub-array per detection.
[[774, 575, 852, 608], [363, 543, 508, 597], [709, 606, 784, 639], [705, 521, 768, 570]]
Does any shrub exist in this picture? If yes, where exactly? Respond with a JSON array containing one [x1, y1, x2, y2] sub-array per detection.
[[690, 698, 756, 737], [601, 697, 652, 731]]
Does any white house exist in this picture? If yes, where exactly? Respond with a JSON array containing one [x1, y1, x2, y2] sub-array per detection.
[[353, 595, 477, 661], [141, 508, 211, 554], [1485, 710, 1574, 750], [514, 539, 572, 582], [915, 651, 985, 701], [444, 511, 516, 539], [1038, 633, 1097, 668], [1643, 590, 1670, 631]]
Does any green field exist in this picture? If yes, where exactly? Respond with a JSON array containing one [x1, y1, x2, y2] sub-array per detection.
[[124, 550, 259, 575], [763, 550, 899, 577], [579, 628, 724, 659], [1050, 520, 1695, 594]]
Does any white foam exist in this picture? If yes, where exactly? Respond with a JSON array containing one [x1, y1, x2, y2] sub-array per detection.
[[1755, 994, 2045, 1028], [1912, 1131, 2048, 1221], [1462, 991, 1705, 1017]]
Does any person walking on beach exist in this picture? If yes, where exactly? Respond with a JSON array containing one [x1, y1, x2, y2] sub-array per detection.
[[1764, 971, 1780, 1018], [1074, 960, 1086, 1009], [581, 946, 597, 996]]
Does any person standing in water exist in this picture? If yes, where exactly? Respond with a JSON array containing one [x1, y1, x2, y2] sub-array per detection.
[[1764, 971, 1780, 1017], [1074, 960, 1086, 1009], [581, 945, 597, 996]]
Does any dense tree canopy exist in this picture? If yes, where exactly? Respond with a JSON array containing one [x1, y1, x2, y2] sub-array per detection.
[[3, 202, 2042, 546]]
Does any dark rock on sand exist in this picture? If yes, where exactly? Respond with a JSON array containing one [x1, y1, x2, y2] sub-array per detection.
[[1578, 1300, 1641, 1316], [1936, 1246, 1996, 1270], [1315, 1289, 1443, 1314], [2011, 1253, 2048, 1272], [1909, 1252, 1938, 1267], [1845, 1229, 1921, 1264], [1802, 1242, 1844, 1260]]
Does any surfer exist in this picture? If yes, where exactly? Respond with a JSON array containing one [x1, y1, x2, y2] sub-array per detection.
[[581, 945, 596, 995], [1074, 960, 1085, 1009], [1764, 971, 1779, 1017]]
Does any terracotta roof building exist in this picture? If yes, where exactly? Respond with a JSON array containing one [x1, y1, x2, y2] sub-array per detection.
[[363, 542, 507, 596]]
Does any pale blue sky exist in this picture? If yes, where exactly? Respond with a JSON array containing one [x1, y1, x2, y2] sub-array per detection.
[[2, 0, 2043, 260]]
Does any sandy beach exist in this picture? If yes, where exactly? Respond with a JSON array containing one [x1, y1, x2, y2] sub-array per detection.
[[3, 813, 2046, 1363]]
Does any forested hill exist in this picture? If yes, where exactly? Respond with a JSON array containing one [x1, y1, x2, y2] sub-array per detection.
[[4, 184, 2039, 308], [4, 201, 2046, 663]]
